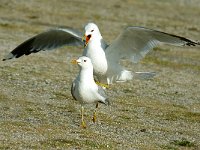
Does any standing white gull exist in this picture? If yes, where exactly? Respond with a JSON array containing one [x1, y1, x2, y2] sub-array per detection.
[[3, 23, 200, 85], [71, 56, 109, 128]]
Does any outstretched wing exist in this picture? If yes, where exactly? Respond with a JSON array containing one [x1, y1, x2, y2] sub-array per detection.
[[3, 27, 84, 61], [105, 26, 200, 63]]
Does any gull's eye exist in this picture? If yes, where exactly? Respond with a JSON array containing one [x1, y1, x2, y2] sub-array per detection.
[[91, 29, 94, 32], [84, 59, 87, 62]]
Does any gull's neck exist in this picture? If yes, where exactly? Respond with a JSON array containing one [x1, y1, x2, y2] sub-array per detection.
[[89, 34, 103, 47], [83, 35, 106, 56], [78, 67, 95, 84]]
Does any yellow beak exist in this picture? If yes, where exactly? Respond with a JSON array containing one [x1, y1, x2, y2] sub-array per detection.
[[71, 59, 78, 64]]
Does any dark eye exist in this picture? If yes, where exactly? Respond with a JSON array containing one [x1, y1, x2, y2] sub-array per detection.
[[91, 30, 94, 32], [84, 60, 87, 62]]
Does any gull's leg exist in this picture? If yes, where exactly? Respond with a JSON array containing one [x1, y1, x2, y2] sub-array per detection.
[[92, 103, 99, 123], [81, 106, 86, 128]]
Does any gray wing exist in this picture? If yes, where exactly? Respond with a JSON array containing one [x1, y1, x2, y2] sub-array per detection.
[[105, 26, 200, 63], [71, 81, 77, 101], [97, 85, 107, 98], [97, 85, 109, 105], [3, 27, 84, 61]]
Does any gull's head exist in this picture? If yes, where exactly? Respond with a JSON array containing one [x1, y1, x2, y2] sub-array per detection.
[[71, 56, 93, 69], [83, 23, 102, 47]]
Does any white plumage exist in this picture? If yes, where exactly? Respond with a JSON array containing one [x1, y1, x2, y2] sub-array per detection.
[[71, 56, 109, 128]]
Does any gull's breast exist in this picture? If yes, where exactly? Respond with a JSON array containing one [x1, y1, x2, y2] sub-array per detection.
[[84, 46, 108, 76]]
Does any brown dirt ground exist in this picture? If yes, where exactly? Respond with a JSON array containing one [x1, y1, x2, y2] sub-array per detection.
[[0, 0, 200, 149]]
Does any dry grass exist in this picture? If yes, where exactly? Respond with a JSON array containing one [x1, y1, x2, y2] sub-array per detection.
[[0, 0, 200, 149]]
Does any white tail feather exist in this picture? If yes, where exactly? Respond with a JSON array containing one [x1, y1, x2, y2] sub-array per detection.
[[116, 70, 133, 82], [134, 72, 156, 79]]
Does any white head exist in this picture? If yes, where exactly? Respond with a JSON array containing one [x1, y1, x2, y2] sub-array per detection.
[[71, 56, 93, 70], [84, 23, 102, 46]]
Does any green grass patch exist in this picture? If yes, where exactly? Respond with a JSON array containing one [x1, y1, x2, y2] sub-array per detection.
[[153, 47, 171, 52], [164, 110, 200, 123], [144, 56, 200, 70], [171, 138, 196, 147], [39, 138, 80, 148]]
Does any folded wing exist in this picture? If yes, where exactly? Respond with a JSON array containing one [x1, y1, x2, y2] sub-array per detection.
[[3, 28, 84, 61]]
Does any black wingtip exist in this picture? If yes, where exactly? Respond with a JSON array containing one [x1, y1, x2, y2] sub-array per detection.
[[151, 27, 200, 47], [175, 34, 200, 47], [186, 42, 196, 46], [174, 34, 200, 47], [99, 98, 110, 106], [2, 57, 12, 61], [185, 40, 200, 46], [105, 98, 110, 106], [3, 37, 36, 61], [2, 53, 15, 61]]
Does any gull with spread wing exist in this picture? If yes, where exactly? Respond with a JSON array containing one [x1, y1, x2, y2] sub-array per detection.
[[71, 56, 109, 128], [3, 23, 200, 85]]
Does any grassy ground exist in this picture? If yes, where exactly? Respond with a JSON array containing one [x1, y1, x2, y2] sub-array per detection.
[[0, 0, 200, 149]]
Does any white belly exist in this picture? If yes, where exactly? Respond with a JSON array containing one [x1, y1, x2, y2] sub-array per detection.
[[75, 82, 99, 104]]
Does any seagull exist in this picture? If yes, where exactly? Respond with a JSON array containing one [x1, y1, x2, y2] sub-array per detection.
[[3, 23, 200, 85], [71, 56, 109, 128]]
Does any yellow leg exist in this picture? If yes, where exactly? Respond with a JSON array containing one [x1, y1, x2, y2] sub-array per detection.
[[92, 103, 99, 123], [95, 81, 109, 89], [81, 106, 86, 128]]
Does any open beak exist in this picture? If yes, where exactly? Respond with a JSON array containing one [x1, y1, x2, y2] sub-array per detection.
[[82, 34, 91, 47], [71, 59, 78, 64]]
